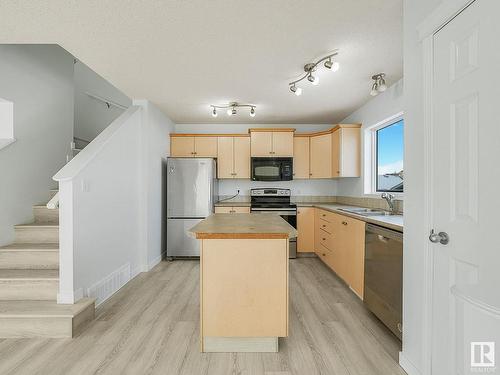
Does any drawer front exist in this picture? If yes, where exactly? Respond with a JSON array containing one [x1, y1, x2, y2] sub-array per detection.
[[315, 208, 337, 224], [317, 219, 334, 234], [316, 244, 335, 269], [231, 206, 250, 213], [315, 228, 333, 250]]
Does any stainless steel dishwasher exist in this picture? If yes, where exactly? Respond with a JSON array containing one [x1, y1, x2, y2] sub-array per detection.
[[364, 224, 403, 340]]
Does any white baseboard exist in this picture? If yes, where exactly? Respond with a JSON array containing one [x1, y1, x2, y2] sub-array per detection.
[[399, 351, 422, 375], [86, 263, 131, 307], [147, 252, 164, 271]]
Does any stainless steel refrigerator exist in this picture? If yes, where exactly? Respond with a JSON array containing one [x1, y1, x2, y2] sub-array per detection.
[[166, 158, 218, 257]]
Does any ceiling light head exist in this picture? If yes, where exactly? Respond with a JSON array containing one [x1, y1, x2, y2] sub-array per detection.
[[308, 74, 319, 85], [226, 108, 233, 116], [290, 84, 303, 96], [231, 107, 237, 116], [250, 107, 256, 117], [331, 61, 340, 72], [377, 77, 387, 92], [324, 58, 333, 69], [211, 107, 217, 117], [371, 73, 386, 96]]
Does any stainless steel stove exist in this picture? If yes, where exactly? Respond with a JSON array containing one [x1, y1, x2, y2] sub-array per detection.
[[250, 188, 297, 258]]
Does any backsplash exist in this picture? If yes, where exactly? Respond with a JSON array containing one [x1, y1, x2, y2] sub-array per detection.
[[217, 194, 403, 213], [335, 196, 403, 214]]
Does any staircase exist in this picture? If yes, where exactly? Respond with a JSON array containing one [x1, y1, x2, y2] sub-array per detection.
[[0, 190, 95, 338]]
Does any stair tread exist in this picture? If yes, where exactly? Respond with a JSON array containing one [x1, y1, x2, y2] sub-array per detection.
[[33, 205, 59, 209], [15, 223, 59, 228], [0, 269, 59, 280], [0, 243, 59, 251], [0, 298, 94, 318]]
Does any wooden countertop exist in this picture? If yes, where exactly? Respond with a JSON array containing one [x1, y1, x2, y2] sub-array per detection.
[[189, 213, 298, 239]]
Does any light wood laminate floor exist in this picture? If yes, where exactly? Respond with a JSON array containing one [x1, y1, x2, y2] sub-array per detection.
[[0, 258, 406, 375]]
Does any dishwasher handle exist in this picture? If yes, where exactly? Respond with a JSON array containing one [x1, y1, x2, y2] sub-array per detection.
[[366, 224, 403, 242]]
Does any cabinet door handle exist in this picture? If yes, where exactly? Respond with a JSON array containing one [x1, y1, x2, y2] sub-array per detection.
[[322, 238, 326, 241], [342, 221, 348, 225]]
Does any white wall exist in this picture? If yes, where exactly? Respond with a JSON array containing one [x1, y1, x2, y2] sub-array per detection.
[[0, 45, 74, 246], [74, 61, 131, 142], [175, 123, 338, 196], [402, 1, 443, 374], [336, 79, 404, 197], [54, 101, 174, 304], [134, 100, 175, 268]]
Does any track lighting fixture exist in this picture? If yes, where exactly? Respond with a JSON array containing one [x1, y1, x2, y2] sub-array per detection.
[[370, 73, 387, 96], [288, 50, 339, 95], [210, 102, 257, 118]]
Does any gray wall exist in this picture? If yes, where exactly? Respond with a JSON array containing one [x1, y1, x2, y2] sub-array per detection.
[[0, 45, 74, 245], [337, 79, 404, 197], [74, 61, 131, 143]]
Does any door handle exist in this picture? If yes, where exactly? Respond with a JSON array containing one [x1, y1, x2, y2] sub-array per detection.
[[429, 229, 449, 245]]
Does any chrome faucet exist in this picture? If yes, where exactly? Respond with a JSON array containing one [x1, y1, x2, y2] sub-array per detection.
[[381, 193, 396, 214]]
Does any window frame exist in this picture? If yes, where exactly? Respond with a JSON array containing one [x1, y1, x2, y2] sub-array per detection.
[[364, 112, 404, 198]]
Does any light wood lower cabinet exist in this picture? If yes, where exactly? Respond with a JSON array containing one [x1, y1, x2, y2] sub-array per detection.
[[214, 206, 251, 214], [314, 208, 366, 298], [297, 207, 314, 252]]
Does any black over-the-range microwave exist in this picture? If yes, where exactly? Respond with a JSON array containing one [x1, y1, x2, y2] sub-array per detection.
[[251, 157, 293, 181]]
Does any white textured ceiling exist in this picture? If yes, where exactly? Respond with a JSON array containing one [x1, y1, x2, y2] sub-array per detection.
[[0, 1, 402, 124]]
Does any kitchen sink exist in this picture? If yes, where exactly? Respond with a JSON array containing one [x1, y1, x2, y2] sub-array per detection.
[[338, 207, 393, 217]]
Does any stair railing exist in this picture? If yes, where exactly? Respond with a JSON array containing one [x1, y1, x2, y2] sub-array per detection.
[[46, 191, 59, 209]]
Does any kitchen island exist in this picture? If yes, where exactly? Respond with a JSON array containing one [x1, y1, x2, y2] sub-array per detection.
[[189, 213, 297, 353]]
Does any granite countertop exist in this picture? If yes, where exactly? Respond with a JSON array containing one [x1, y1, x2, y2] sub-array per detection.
[[214, 199, 403, 232], [189, 213, 298, 239], [313, 203, 403, 232]]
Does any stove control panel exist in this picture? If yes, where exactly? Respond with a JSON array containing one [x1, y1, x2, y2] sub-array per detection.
[[250, 188, 291, 196]]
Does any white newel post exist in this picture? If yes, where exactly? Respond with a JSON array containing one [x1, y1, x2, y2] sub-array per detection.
[[56, 180, 77, 304]]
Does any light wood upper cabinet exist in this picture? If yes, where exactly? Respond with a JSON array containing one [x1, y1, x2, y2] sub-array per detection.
[[217, 136, 250, 179], [250, 130, 294, 157], [233, 137, 250, 178], [170, 136, 217, 157], [297, 207, 314, 253], [336, 127, 361, 177], [331, 130, 340, 177], [217, 137, 234, 178], [170, 136, 195, 157], [195, 137, 218, 157], [309, 133, 332, 178], [293, 137, 310, 179], [272, 132, 294, 156], [250, 132, 273, 157]]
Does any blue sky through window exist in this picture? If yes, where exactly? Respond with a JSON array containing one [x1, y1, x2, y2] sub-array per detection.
[[376, 119, 404, 192]]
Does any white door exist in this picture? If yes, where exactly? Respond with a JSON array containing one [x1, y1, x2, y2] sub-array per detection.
[[431, 1, 500, 374]]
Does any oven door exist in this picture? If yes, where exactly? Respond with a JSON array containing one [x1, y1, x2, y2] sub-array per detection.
[[251, 157, 293, 181], [250, 208, 297, 258]]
